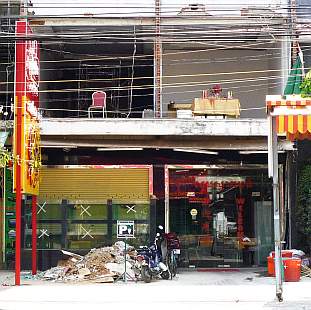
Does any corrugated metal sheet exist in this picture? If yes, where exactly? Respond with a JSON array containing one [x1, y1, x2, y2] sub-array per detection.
[[39, 168, 150, 203]]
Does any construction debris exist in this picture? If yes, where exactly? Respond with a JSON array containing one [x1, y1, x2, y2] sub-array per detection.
[[38, 242, 137, 283], [301, 265, 311, 278]]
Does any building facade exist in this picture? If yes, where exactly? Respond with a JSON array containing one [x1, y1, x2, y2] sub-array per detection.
[[0, 0, 300, 270]]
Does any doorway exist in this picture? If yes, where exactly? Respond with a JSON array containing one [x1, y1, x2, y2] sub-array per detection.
[[166, 165, 272, 268]]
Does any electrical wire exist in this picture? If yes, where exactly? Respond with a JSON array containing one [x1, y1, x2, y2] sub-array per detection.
[[0, 64, 303, 87], [0, 40, 295, 66], [0, 2, 309, 119], [1, 77, 285, 107], [1, 40, 307, 75]]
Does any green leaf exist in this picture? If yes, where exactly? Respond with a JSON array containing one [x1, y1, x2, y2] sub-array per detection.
[[0, 147, 11, 167]]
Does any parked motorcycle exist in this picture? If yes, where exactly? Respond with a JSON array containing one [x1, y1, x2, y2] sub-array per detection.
[[156, 225, 181, 278], [163, 231, 181, 278], [135, 231, 170, 283]]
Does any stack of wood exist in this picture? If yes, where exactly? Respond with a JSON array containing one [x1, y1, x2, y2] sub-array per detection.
[[192, 98, 240, 117]]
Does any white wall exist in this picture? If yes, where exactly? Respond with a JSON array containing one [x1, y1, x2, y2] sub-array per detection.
[[162, 46, 284, 118]]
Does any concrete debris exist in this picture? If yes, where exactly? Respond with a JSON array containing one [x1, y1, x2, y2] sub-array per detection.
[[301, 265, 311, 278], [38, 242, 138, 283], [105, 262, 136, 279], [61, 250, 83, 260], [93, 276, 115, 283], [78, 267, 91, 277], [42, 266, 69, 280]]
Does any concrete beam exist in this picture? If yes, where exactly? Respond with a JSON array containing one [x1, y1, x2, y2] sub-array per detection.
[[41, 136, 294, 151], [30, 16, 285, 28], [40, 118, 269, 137]]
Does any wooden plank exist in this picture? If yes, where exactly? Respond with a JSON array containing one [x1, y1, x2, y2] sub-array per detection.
[[192, 98, 240, 117]]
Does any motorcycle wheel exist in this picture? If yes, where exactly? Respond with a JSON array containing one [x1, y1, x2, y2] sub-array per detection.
[[171, 254, 178, 277], [141, 266, 152, 283], [160, 270, 170, 280], [166, 251, 177, 279]]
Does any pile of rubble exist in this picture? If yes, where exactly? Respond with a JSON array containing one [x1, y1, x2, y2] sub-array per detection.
[[301, 265, 311, 278], [39, 242, 138, 283]]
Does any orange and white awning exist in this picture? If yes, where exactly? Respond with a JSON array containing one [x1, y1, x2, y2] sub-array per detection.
[[266, 96, 311, 140]]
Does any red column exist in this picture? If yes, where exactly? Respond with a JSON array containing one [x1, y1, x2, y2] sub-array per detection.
[[32, 196, 37, 275], [14, 96, 23, 286], [15, 166, 21, 286], [14, 20, 26, 287]]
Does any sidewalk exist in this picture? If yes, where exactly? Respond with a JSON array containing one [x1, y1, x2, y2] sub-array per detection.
[[0, 269, 310, 310]]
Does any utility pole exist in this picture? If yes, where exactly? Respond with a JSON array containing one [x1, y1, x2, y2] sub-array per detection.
[[268, 114, 283, 302], [154, 0, 162, 118]]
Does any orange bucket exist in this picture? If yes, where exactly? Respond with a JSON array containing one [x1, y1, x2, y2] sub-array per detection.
[[283, 258, 301, 282], [270, 250, 293, 258], [267, 256, 275, 276]]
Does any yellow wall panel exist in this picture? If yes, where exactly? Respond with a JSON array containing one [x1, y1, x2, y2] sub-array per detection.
[[39, 167, 150, 203]]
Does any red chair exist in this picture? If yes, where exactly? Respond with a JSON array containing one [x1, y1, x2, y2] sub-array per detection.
[[88, 91, 107, 118]]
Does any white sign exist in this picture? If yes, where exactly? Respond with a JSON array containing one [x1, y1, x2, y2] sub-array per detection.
[[117, 221, 135, 239], [190, 209, 198, 216]]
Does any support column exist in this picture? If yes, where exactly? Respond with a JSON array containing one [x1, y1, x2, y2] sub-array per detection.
[[14, 94, 23, 285], [107, 199, 113, 244], [31, 195, 37, 275], [269, 115, 283, 302], [149, 198, 157, 243], [15, 170, 21, 286], [61, 199, 68, 249]]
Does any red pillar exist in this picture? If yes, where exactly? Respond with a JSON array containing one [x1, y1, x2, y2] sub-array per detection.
[[14, 20, 26, 287], [15, 188, 21, 285], [15, 135, 22, 286], [32, 196, 37, 275], [14, 94, 23, 286]]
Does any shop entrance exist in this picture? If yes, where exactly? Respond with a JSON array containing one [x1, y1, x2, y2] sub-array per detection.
[[19, 165, 153, 270], [166, 165, 274, 268]]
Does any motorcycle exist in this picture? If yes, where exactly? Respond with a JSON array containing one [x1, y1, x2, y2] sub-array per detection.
[[156, 225, 181, 278], [163, 231, 181, 278], [135, 230, 170, 283]]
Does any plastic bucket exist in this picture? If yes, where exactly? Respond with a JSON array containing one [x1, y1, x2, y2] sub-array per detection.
[[283, 258, 301, 282], [270, 250, 294, 258], [267, 257, 301, 281], [267, 257, 284, 278], [267, 256, 274, 276]]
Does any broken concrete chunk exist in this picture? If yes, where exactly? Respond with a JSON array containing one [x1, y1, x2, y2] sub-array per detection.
[[93, 276, 114, 283], [105, 262, 135, 278], [42, 266, 68, 280], [78, 267, 91, 277], [61, 250, 83, 259]]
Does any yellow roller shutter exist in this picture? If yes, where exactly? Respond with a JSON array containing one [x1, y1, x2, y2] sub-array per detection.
[[39, 167, 150, 203]]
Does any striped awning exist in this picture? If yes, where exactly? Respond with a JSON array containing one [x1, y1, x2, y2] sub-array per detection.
[[266, 97, 311, 140]]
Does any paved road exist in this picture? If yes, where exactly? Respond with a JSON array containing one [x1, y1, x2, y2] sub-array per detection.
[[0, 270, 310, 310]]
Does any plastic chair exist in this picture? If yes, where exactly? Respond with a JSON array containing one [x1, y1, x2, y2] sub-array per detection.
[[88, 91, 107, 118]]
